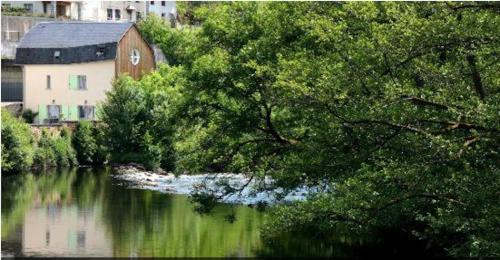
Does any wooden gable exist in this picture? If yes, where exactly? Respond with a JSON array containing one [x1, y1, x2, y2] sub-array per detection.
[[115, 26, 155, 80]]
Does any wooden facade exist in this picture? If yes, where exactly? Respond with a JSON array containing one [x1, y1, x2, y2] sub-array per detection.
[[115, 26, 155, 80]]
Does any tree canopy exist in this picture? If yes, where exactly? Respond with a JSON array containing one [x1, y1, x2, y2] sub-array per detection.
[[119, 2, 500, 256]]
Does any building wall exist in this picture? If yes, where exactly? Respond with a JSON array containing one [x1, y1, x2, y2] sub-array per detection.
[[99, 1, 147, 22], [1, 1, 45, 14], [147, 1, 176, 22], [2, 1, 178, 22], [23, 60, 115, 123], [116, 26, 155, 79], [78, 1, 101, 21]]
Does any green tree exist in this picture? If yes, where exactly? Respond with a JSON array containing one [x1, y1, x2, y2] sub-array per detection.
[[135, 2, 499, 256], [100, 67, 181, 171]]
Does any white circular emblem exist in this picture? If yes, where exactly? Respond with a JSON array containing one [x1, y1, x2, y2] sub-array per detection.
[[130, 49, 140, 66]]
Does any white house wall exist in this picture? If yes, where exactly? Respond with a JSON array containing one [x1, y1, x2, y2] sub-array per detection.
[[23, 60, 115, 123]]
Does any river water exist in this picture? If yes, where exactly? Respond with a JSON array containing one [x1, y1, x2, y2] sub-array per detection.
[[1, 167, 437, 257]]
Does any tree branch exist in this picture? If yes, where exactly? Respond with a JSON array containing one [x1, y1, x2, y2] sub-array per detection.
[[466, 55, 487, 100]]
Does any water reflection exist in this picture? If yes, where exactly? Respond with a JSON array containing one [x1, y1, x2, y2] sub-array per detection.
[[1, 168, 265, 257], [1, 168, 437, 257]]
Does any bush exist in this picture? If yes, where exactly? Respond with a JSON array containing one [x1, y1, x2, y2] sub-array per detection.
[[21, 109, 38, 124], [92, 123, 109, 165], [1, 109, 34, 172], [72, 121, 108, 165], [33, 130, 57, 169], [54, 128, 77, 167], [73, 121, 97, 165], [34, 128, 77, 169]]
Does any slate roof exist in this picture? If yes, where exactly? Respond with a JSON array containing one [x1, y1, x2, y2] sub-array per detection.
[[15, 22, 134, 64]]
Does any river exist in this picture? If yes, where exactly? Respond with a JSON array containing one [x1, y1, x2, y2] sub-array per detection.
[[1, 167, 437, 257]]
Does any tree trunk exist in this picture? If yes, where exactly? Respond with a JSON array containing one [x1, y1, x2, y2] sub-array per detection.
[[466, 55, 486, 100]]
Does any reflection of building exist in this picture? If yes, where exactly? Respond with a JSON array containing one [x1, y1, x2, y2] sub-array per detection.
[[23, 205, 112, 257], [15, 22, 156, 123]]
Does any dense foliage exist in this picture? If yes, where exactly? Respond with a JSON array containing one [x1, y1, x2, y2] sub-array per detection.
[[132, 2, 500, 256], [2, 110, 78, 172], [33, 128, 77, 169], [1, 109, 34, 172], [72, 121, 107, 165], [100, 69, 180, 171]]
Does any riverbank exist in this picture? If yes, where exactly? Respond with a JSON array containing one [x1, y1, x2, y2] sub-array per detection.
[[113, 165, 320, 205]]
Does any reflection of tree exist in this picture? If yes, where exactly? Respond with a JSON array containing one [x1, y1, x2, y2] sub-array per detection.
[[100, 185, 266, 257], [2, 168, 268, 257]]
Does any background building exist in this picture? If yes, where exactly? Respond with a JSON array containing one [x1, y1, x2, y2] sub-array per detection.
[[147, 1, 177, 27], [1, 1, 177, 22]]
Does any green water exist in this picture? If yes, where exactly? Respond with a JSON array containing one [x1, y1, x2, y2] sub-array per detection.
[[1, 168, 266, 257], [1, 167, 437, 257]]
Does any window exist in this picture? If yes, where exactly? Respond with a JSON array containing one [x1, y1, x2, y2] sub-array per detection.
[[161, 13, 165, 17], [96, 47, 105, 57], [54, 51, 60, 59], [107, 9, 113, 20], [78, 105, 95, 120], [78, 75, 87, 90], [161, 1, 166, 6], [150, 1, 154, 5], [47, 105, 61, 122], [24, 4, 33, 13], [130, 49, 140, 65], [69, 75, 87, 90], [46, 75, 51, 89], [136, 11, 142, 20], [115, 9, 121, 20]]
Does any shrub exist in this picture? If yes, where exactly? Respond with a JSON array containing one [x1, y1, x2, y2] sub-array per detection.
[[72, 121, 97, 165], [1, 109, 34, 172], [92, 123, 109, 165], [21, 109, 38, 124], [34, 128, 77, 169], [33, 130, 57, 169], [54, 128, 77, 167]]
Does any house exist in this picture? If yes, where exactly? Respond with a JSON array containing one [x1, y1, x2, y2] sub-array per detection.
[[1, 1, 178, 23], [15, 22, 155, 124]]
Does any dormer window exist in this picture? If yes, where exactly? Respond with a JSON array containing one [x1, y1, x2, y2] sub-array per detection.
[[96, 47, 105, 57], [54, 51, 60, 59]]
